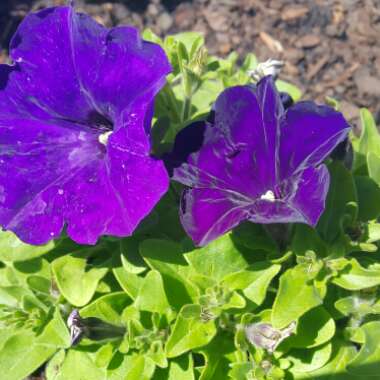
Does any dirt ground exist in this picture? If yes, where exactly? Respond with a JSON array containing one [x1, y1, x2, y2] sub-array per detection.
[[1, 0, 380, 128]]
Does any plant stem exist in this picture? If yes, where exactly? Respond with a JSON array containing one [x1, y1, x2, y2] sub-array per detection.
[[182, 95, 192, 123], [162, 84, 181, 124]]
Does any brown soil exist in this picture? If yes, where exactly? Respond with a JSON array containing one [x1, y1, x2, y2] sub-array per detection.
[[1, 0, 380, 127]]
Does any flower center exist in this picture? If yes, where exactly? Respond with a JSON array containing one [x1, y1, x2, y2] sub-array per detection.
[[98, 130, 113, 146], [88, 110, 113, 131], [260, 190, 276, 202], [86, 110, 114, 146]]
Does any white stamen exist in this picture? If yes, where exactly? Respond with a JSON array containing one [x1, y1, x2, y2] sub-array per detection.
[[98, 131, 112, 146], [260, 190, 276, 202], [249, 59, 284, 81]]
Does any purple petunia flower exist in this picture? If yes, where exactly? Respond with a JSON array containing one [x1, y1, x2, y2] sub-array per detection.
[[168, 76, 351, 246], [0, 6, 171, 245]]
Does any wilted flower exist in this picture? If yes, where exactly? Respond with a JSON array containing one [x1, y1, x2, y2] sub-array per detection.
[[249, 59, 284, 81], [245, 321, 296, 353], [167, 76, 350, 246], [0, 6, 171, 244]]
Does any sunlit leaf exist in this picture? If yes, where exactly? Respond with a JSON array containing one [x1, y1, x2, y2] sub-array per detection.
[[52, 254, 108, 307], [272, 266, 322, 329]]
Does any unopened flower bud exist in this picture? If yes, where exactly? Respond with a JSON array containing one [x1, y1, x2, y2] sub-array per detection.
[[67, 309, 84, 346], [67, 309, 126, 347]]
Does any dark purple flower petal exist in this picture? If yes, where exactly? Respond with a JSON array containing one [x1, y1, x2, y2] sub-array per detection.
[[180, 166, 329, 246], [163, 120, 207, 176], [70, 11, 169, 123], [172, 76, 350, 245], [279, 92, 294, 109], [279, 101, 350, 179], [0, 6, 171, 245], [287, 165, 330, 225], [246, 165, 330, 226], [173, 80, 282, 196], [180, 188, 249, 246]]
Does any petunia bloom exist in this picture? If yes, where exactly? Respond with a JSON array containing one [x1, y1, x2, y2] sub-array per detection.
[[0, 6, 171, 245], [167, 76, 351, 246]]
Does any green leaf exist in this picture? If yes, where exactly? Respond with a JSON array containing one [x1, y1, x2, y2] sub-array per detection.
[[188, 273, 217, 290], [165, 304, 217, 358], [185, 234, 248, 282], [334, 292, 380, 318], [0, 331, 56, 380], [151, 116, 173, 154], [347, 321, 380, 376], [231, 222, 278, 254], [332, 258, 380, 290], [222, 262, 280, 306], [292, 224, 327, 257], [367, 152, 380, 187], [120, 238, 147, 274], [355, 108, 380, 172], [152, 192, 186, 241], [317, 162, 357, 242], [368, 222, 380, 243], [302, 340, 358, 380], [191, 79, 224, 117], [107, 354, 155, 380], [325, 96, 340, 110], [113, 266, 143, 300], [94, 343, 114, 368], [228, 363, 253, 380], [37, 307, 71, 348], [45, 350, 66, 380], [172, 32, 205, 53], [167, 355, 194, 380], [13, 256, 51, 280], [241, 53, 258, 71], [27, 275, 51, 294], [276, 79, 302, 101], [222, 291, 246, 310], [289, 342, 332, 373], [106, 353, 131, 380], [135, 270, 171, 314], [272, 266, 323, 329], [0, 285, 34, 307], [47, 349, 104, 380], [196, 333, 234, 380], [139, 239, 199, 308], [286, 306, 335, 348], [335, 297, 361, 317], [142, 29, 163, 45], [0, 328, 15, 351], [0, 231, 54, 262], [52, 254, 108, 306], [177, 41, 189, 63], [125, 356, 156, 380], [22, 293, 48, 313], [80, 292, 131, 325], [147, 340, 167, 369], [355, 176, 380, 221]]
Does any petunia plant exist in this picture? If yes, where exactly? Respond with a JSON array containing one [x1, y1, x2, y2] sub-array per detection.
[[1, 4, 380, 380]]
